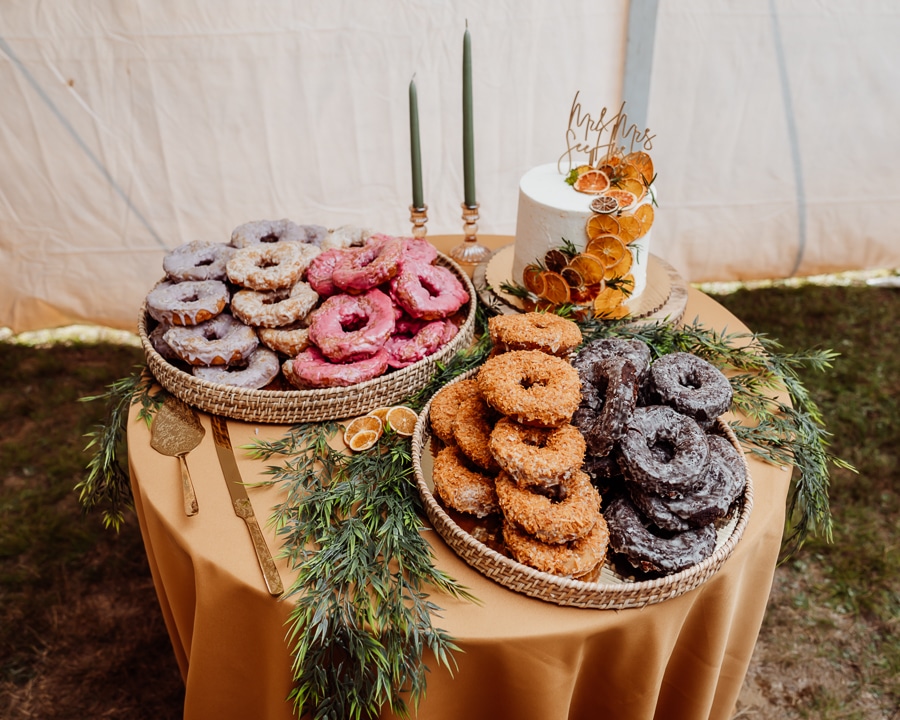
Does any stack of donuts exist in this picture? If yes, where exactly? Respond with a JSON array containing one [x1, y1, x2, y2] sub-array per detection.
[[429, 313, 611, 580], [145, 219, 469, 390], [572, 338, 747, 576]]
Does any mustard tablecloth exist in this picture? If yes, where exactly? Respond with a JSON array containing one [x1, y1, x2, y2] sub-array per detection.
[[128, 236, 789, 720]]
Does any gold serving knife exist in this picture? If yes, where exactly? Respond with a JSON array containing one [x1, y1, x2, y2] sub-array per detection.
[[210, 415, 284, 597]]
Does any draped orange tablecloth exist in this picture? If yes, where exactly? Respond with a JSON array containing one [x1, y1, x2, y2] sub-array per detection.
[[128, 236, 789, 720]]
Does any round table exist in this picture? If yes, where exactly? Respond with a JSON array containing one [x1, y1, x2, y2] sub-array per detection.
[[127, 235, 789, 720]]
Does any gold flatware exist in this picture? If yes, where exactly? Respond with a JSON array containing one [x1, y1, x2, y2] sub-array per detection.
[[210, 415, 284, 597], [149, 396, 203, 516]]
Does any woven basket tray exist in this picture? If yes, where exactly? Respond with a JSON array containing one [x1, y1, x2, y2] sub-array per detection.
[[412, 370, 754, 609], [139, 253, 476, 424]]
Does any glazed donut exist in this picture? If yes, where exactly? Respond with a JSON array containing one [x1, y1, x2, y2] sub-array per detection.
[[306, 248, 350, 297], [284, 347, 389, 389], [163, 313, 258, 366], [572, 338, 652, 384], [502, 512, 609, 578], [575, 356, 640, 457], [390, 262, 469, 320], [383, 318, 456, 369], [193, 347, 280, 389], [331, 234, 403, 293], [453, 394, 501, 473], [226, 242, 320, 291], [488, 312, 583, 357], [146, 280, 229, 327], [489, 417, 585, 492], [320, 224, 374, 250], [496, 470, 600, 544], [163, 240, 236, 282], [617, 405, 709, 497], [307, 288, 395, 363], [428, 378, 479, 444], [231, 282, 319, 328], [400, 237, 438, 267], [605, 494, 717, 575], [297, 224, 328, 246], [629, 433, 746, 530], [477, 350, 581, 428], [648, 352, 733, 428], [230, 218, 307, 248], [257, 323, 310, 357], [432, 445, 500, 518]]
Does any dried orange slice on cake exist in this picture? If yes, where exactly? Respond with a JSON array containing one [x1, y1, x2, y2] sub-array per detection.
[[522, 264, 546, 296], [603, 189, 638, 212], [634, 204, 655, 237], [586, 214, 620, 240], [616, 214, 643, 244], [616, 177, 646, 202], [567, 254, 606, 286], [540, 271, 571, 305], [585, 235, 628, 269], [572, 169, 610, 195], [604, 248, 633, 280], [624, 151, 654, 185]]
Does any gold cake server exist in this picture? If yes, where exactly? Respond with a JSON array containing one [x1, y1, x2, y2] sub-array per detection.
[[149, 396, 202, 516], [210, 415, 284, 597]]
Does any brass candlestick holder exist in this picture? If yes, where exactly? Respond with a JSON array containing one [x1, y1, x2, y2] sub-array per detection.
[[450, 202, 492, 265], [409, 205, 428, 239]]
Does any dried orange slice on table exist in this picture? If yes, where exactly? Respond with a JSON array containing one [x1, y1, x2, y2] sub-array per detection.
[[385, 406, 418, 436], [348, 429, 380, 452], [343, 415, 384, 448]]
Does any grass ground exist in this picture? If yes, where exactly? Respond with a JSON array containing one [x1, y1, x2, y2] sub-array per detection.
[[0, 284, 898, 719]]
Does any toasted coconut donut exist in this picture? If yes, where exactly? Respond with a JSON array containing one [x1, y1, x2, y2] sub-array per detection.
[[477, 350, 581, 428], [574, 356, 640, 457], [489, 417, 585, 492], [496, 470, 600, 544], [226, 241, 320, 291], [605, 494, 717, 575], [163, 240, 236, 282], [146, 280, 229, 327], [257, 323, 310, 357], [231, 281, 319, 329], [284, 347, 389, 389], [307, 288, 395, 363], [432, 445, 500, 518], [453, 394, 501, 473], [193, 347, 280, 389], [428, 379, 479, 444], [229, 218, 308, 248], [617, 405, 710, 497], [163, 313, 258, 366], [502, 512, 609, 578], [488, 312, 582, 357], [390, 262, 469, 320], [331, 234, 403, 293], [648, 352, 733, 428]]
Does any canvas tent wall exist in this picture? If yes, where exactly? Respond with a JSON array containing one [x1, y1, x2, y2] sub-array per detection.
[[2, 0, 898, 333]]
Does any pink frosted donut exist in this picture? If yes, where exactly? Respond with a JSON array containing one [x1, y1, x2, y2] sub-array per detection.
[[306, 247, 351, 297], [226, 241, 320, 291], [230, 282, 319, 328], [331, 234, 403, 293], [146, 280, 229, 326], [390, 262, 469, 320], [163, 313, 258, 366], [284, 347, 390, 389], [400, 237, 438, 267], [307, 289, 395, 363], [383, 319, 455, 369], [193, 347, 281, 389], [163, 240, 236, 282]]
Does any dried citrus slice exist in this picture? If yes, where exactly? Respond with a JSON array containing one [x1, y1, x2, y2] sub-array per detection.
[[604, 189, 637, 212], [592, 284, 629, 318], [585, 235, 628, 268], [604, 248, 633, 280], [590, 195, 619, 214], [561, 266, 584, 289], [343, 415, 383, 446], [386, 406, 418, 436], [572, 169, 610, 194], [366, 407, 392, 423], [522, 264, 546, 296], [634, 204, 655, 236], [543, 248, 569, 273], [617, 177, 646, 201], [568, 254, 606, 285], [616, 215, 642, 244], [586, 214, 620, 240], [624, 151, 654, 184], [540, 271, 571, 305], [348, 429, 380, 452]]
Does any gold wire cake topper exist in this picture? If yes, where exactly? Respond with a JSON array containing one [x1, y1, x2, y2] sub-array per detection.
[[558, 93, 656, 173]]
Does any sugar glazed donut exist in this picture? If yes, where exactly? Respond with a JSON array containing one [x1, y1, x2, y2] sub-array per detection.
[[257, 323, 310, 357], [502, 513, 609, 578], [390, 262, 470, 320], [163, 313, 258, 366], [487, 312, 582, 357], [331, 234, 404, 293], [226, 242, 320, 291], [163, 240, 236, 282], [230, 282, 319, 328], [489, 417, 585, 493], [307, 288, 395, 363], [477, 350, 581, 428], [647, 352, 733, 428], [230, 218, 308, 248], [432, 445, 500, 518], [284, 347, 390, 389], [146, 280, 229, 327], [193, 347, 281, 390]]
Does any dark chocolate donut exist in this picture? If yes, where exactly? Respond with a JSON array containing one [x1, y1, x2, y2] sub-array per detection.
[[648, 352, 733, 428], [617, 405, 709, 497], [605, 494, 717, 575], [576, 356, 640, 456], [571, 337, 652, 384]]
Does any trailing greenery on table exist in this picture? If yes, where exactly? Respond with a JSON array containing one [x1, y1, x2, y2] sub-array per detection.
[[79, 302, 851, 719]]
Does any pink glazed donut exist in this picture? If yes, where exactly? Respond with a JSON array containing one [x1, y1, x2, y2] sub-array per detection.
[[391, 262, 469, 320], [307, 288, 395, 363], [331, 234, 403, 293], [383, 318, 457, 369], [284, 347, 390, 389]]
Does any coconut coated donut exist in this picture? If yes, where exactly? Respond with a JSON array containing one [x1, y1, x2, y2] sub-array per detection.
[[617, 405, 710, 497], [307, 288, 395, 363], [502, 512, 609, 578], [163, 240, 236, 282], [146, 280, 229, 327], [230, 218, 307, 248], [432, 445, 500, 518], [489, 417, 585, 492], [477, 350, 581, 428], [390, 262, 469, 321], [284, 347, 389, 389], [231, 282, 319, 328], [226, 241, 320, 291], [193, 347, 281, 389], [331, 234, 403, 293], [163, 313, 258, 366], [648, 352, 733, 428], [488, 312, 583, 357], [428, 379, 479, 444], [453, 394, 502, 473]]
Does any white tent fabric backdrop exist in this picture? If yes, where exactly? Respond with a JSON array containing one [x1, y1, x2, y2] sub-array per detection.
[[1, 0, 898, 333]]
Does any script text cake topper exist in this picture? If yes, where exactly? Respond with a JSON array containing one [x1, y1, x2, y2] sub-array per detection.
[[558, 92, 655, 173]]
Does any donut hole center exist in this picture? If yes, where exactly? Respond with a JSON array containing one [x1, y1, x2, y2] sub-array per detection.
[[520, 377, 548, 391], [647, 437, 677, 463], [341, 312, 369, 333], [522, 433, 549, 449], [195, 258, 214, 268], [258, 258, 281, 270], [260, 233, 280, 243], [419, 277, 442, 298], [679, 371, 703, 390], [180, 292, 200, 304], [202, 327, 225, 341]]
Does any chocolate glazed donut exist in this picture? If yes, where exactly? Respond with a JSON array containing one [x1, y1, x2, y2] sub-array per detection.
[[576, 356, 640, 457], [647, 352, 733, 428]]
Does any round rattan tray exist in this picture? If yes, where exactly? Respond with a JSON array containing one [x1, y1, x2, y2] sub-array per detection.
[[139, 253, 477, 424], [412, 370, 754, 609]]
